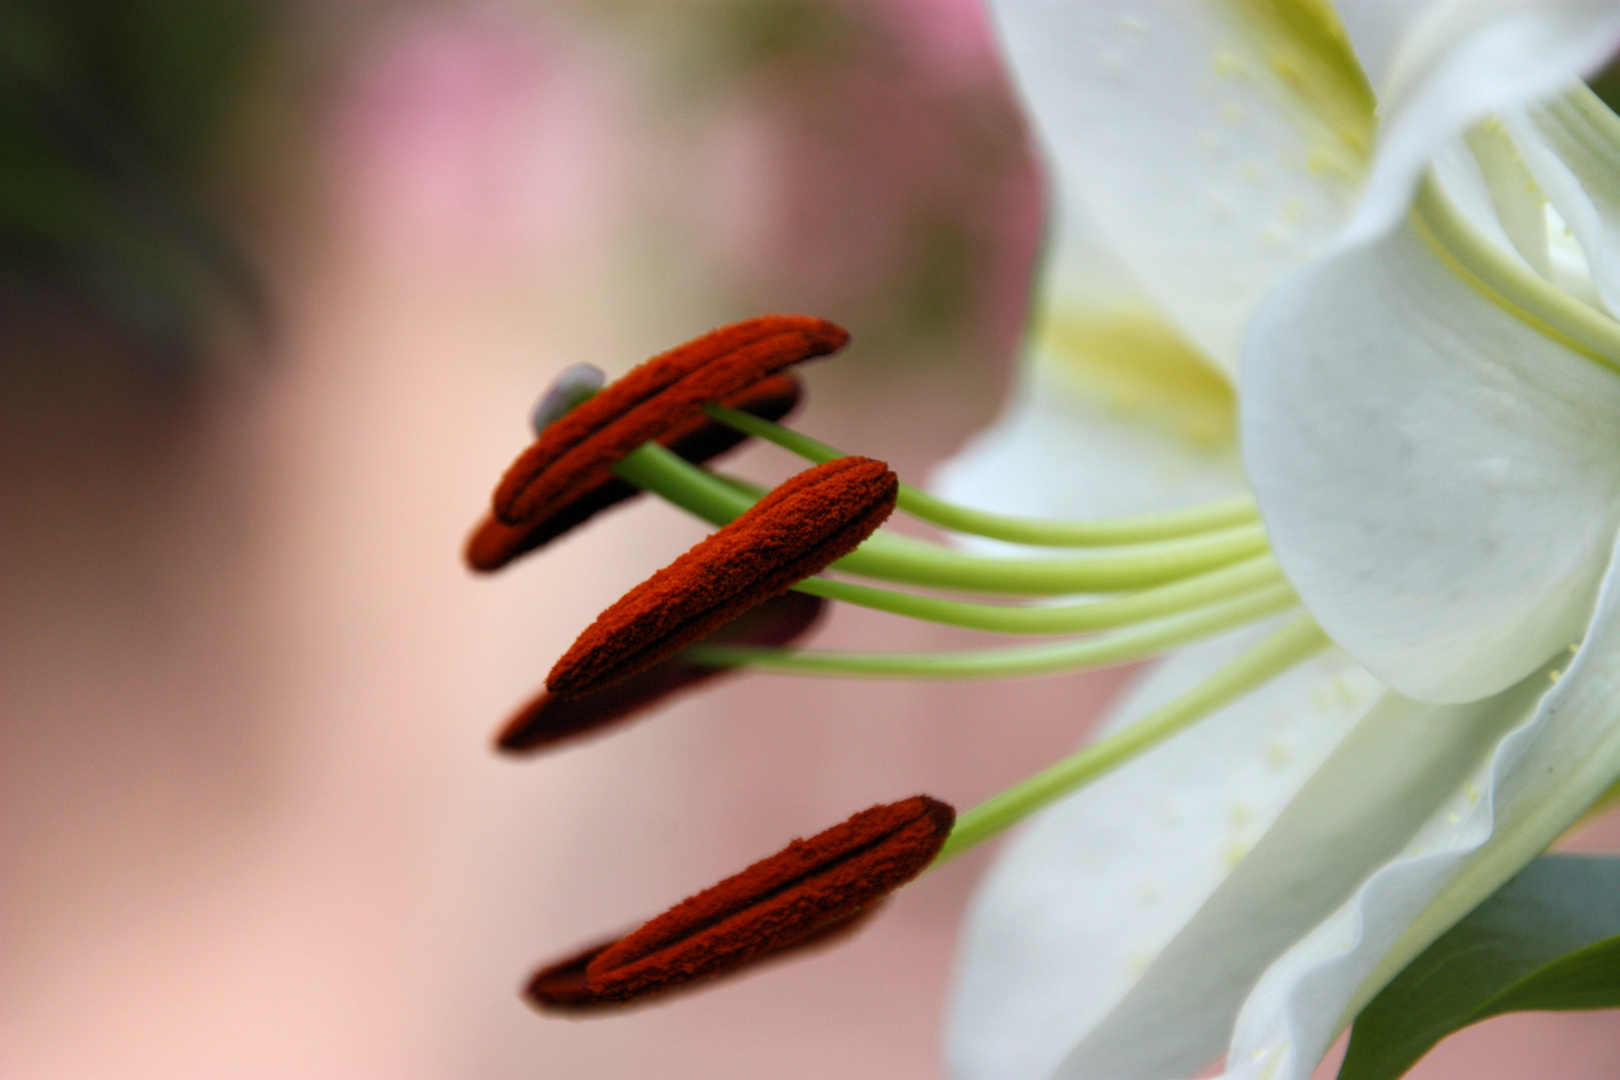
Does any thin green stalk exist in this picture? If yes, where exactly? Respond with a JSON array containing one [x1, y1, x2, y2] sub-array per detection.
[[612, 441, 754, 524], [615, 443, 1271, 595], [791, 555, 1285, 634], [685, 582, 1299, 678], [932, 616, 1332, 863], [703, 403, 1259, 545], [835, 525, 1269, 595]]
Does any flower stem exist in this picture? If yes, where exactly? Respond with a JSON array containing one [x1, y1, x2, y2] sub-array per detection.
[[703, 403, 1260, 545], [932, 615, 1332, 864], [792, 555, 1285, 633], [684, 582, 1298, 678]]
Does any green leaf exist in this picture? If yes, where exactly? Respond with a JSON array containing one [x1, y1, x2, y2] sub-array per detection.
[[1338, 854, 1620, 1080]]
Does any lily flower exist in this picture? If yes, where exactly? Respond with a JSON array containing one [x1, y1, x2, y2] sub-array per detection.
[[943, 3, 1620, 1080], [462, 3, 1620, 1061]]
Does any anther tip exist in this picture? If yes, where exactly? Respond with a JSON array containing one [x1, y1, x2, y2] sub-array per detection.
[[801, 318, 850, 354], [524, 940, 618, 1013], [493, 692, 560, 753], [463, 514, 521, 574], [914, 794, 957, 835]]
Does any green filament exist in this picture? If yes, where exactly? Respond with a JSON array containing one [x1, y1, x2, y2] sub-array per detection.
[[612, 441, 755, 524], [613, 442, 1271, 595], [685, 582, 1298, 678], [792, 555, 1286, 634], [932, 616, 1332, 863], [1412, 173, 1620, 374], [838, 525, 1269, 596], [703, 403, 1260, 545]]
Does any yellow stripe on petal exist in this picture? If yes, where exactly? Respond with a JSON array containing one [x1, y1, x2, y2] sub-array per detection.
[[1216, 0, 1375, 183], [1036, 302, 1236, 449]]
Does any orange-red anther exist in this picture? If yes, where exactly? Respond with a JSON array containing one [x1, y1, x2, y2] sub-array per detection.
[[525, 797, 953, 1011], [545, 456, 897, 700], [492, 315, 848, 527], [464, 373, 803, 573], [494, 592, 825, 754]]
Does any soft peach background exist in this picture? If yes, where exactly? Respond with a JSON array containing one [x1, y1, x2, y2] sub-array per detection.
[[3, 3, 1616, 1078]]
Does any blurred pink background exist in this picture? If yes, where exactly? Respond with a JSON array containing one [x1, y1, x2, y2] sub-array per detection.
[[2, 2, 1616, 1078]]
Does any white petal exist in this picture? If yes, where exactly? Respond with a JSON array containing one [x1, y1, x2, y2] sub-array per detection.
[[938, 256, 1266, 1080], [932, 145, 1243, 526], [1243, 187, 1620, 702], [1218, 526, 1620, 1080], [946, 624, 1383, 1080], [1337, 0, 1620, 245], [1050, 673, 1539, 1080], [1332, 0, 1441, 89], [931, 352, 1242, 531], [985, 0, 1373, 378], [1505, 86, 1620, 318], [1455, 120, 1551, 278]]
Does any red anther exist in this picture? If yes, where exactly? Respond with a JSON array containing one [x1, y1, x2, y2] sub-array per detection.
[[494, 592, 825, 754], [525, 797, 953, 1011], [526, 903, 886, 1015], [546, 456, 897, 700], [492, 316, 848, 527], [524, 939, 614, 1012], [465, 373, 803, 573]]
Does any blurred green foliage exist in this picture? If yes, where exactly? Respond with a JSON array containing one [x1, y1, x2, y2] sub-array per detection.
[[0, 0, 273, 372], [699, 0, 872, 71]]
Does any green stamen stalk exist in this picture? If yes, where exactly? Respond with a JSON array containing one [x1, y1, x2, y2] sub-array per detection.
[[931, 616, 1332, 864], [838, 525, 1269, 595], [791, 555, 1286, 634], [612, 441, 755, 524], [703, 403, 1260, 545], [684, 582, 1298, 678], [614, 443, 1271, 595]]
